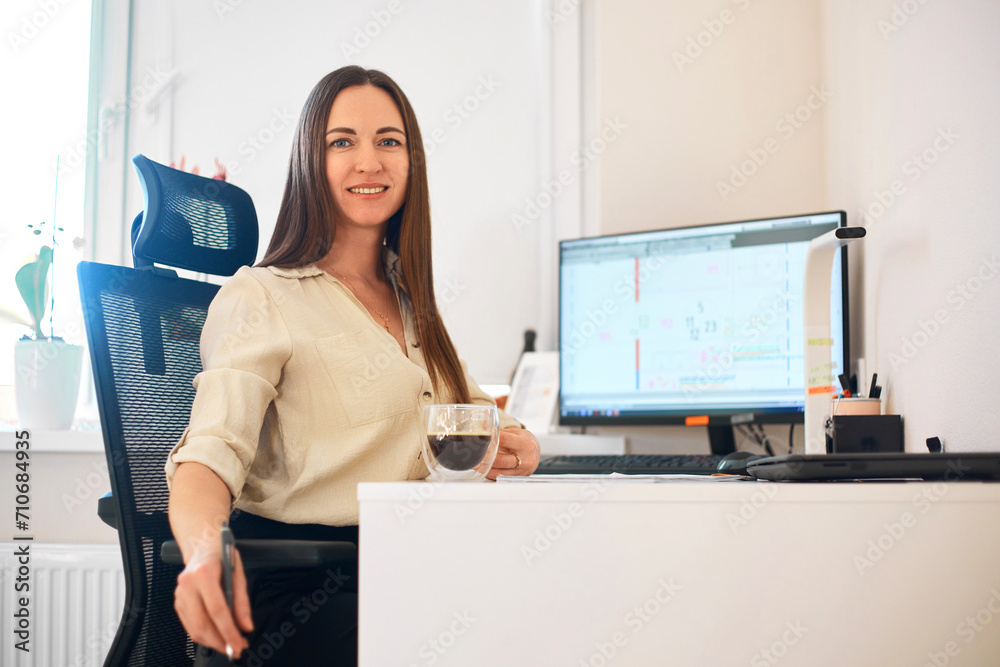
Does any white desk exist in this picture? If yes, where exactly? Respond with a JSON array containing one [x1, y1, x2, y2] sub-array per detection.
[[358, 480, 1000, 666]]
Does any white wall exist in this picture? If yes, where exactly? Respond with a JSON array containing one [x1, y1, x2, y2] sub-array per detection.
[[122, 0, 560, 384], [595, 0, 827, 233], [588, 0, 1000, 454], [822, 0, 1000, 451]]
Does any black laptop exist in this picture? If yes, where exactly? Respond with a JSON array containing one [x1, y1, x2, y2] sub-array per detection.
[[746, 452, 1000, 481]]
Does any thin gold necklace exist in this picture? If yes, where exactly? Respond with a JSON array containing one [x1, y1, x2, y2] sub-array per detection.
[[330, 267, 391, 334]]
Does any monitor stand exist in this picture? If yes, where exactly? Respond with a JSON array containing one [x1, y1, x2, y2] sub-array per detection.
[[707, 424, 736, 455]]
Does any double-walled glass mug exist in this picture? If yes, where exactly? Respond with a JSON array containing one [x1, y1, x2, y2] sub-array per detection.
[[422, 404, 500, 481]]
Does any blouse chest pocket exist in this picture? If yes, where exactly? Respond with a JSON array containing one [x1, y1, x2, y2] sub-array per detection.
[[314, 331, 416, 427]]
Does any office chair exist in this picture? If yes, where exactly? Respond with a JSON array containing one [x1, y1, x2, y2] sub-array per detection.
[[80, 154, 356, 666]]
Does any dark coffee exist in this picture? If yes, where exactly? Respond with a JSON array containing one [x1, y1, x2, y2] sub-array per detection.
[[428, 433, 491, 471]]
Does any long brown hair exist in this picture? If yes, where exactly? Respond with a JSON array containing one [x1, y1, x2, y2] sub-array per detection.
[[259, 66, 469, 403]]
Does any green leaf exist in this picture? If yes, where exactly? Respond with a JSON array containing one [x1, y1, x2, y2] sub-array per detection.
[[14, 245, 52, 339]]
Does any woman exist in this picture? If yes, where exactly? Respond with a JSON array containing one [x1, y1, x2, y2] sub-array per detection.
[[166, 66, 540, 664]]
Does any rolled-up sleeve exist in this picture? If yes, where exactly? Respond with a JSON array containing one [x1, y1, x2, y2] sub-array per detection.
[[165, 268, 292, 502]]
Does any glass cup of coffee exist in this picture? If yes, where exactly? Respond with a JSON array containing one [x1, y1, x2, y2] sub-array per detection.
[[423, 404, 500, 481]]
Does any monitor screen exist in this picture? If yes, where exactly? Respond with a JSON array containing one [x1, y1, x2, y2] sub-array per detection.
[[559, 210, 849, 426]]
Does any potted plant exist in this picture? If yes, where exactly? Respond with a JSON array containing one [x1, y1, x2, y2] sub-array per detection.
[[12, 222, 83, 430]]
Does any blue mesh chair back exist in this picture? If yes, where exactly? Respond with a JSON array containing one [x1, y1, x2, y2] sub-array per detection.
[[79, 154, 257, 666], [80, 265, 220, 666]]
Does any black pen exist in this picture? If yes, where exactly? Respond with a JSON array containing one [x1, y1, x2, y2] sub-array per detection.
[[221, 522, 235, 661], [868, 373, 878, 399]]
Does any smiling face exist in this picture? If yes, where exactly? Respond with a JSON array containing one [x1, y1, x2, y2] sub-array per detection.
[[324, 85, 410, 233]]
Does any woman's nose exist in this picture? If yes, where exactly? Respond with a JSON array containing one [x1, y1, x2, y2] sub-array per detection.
[[354, 143, 382, 172]]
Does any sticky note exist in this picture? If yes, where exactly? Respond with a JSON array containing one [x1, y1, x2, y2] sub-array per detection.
[[808, 362, 836, 373]]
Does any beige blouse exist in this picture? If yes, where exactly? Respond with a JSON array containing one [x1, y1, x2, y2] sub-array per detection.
[[165, 249, 519, 525]]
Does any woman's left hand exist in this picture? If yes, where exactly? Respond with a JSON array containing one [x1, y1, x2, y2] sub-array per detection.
[[487, 428, 540, 480]]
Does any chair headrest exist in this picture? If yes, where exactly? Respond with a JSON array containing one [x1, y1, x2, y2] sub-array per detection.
[[131, 154, 259, 276]]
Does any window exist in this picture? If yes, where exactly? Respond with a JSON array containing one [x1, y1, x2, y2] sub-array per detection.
[[1, 0, 94, 423]]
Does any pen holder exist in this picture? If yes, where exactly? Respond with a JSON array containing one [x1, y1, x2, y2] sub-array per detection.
[[832, 397, 881, 416], [825, 413, 904, 453]]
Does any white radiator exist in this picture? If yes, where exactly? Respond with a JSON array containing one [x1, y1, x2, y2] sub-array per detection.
[[1, 543, 125, 667]]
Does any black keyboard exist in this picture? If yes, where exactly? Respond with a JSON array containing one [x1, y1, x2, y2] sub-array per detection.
[[535, 453, 725, 475]]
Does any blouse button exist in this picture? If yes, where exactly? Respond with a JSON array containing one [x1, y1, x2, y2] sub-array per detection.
[[422, 392, 432, 400], [412, 341, 420, 348]]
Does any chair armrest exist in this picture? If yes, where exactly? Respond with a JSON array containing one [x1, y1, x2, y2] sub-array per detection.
[[98, 492, 118, 530], [160, 539, 358, 569]]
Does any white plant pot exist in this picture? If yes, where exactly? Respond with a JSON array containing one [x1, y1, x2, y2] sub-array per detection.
[[14, 339, 83, 430]]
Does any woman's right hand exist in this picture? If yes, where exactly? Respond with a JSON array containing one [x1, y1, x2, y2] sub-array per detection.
[[174, 538, 254, 659]]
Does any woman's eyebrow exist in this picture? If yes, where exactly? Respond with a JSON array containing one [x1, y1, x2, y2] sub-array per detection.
[[325, 126, 405, 136]]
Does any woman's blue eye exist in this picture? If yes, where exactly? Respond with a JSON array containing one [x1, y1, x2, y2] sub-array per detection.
[[330, 138, 350, 148], [381, 138, 402, 147]]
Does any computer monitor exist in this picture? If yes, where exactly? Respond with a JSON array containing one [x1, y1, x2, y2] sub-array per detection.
[[558, 210, 849, 451]]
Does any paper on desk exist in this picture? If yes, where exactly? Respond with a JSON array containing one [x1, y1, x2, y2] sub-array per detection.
[[505, 352, 559, 434], [497, 473, 749, 483]]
